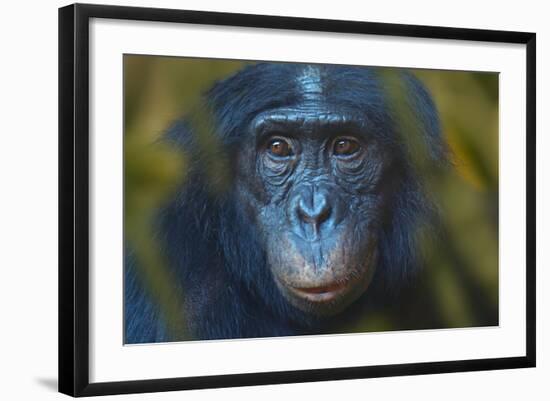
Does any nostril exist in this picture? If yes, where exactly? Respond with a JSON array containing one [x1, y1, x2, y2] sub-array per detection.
[[297, 194, 332, 225]]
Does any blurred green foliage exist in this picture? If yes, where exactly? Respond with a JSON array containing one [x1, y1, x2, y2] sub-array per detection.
[[124, 55, 499, 336], [124, 57, 247, 337]]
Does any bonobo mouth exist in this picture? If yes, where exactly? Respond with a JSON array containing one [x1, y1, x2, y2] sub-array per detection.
[[268, 232, 378, 315], [288, 282, 348, 303], [274, 262, 373, 311]]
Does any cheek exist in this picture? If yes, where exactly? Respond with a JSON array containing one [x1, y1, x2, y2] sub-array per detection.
[[236, 149, 299, 206], [259, 145, 302, 194], [233, 175, 289, 243], [347, 194, 388, 226], [332, 147, 388, 194], [234, 150, 272, 206]]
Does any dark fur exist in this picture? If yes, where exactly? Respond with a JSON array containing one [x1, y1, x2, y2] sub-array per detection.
[[125, 63, 446, 343]]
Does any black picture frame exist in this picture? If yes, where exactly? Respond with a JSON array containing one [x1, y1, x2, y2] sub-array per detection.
[[58, 3, 536, 397]]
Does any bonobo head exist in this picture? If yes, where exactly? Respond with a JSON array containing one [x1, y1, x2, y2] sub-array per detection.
[[206, 63, 443, 318]]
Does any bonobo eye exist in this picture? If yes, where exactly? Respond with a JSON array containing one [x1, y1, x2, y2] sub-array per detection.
[[333, 138, 361, 157], [267, 138, 293, 158]]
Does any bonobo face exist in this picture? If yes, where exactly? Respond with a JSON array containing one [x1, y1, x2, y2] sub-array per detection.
[[235, 67, 392, 316]]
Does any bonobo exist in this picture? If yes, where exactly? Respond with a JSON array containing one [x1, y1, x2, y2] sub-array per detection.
[[125, 62, 447, 343]]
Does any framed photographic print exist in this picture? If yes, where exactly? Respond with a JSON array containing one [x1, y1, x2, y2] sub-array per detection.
[[58, 3, 536, 397]]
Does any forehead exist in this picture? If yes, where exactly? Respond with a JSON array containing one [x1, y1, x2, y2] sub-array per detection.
[[249, 65, 371, 137], [296, 66, 324, 102]]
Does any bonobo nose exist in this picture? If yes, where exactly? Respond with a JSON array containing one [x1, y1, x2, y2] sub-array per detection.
[[298, 192, 331, 224], [293, 186, 333, 237]]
